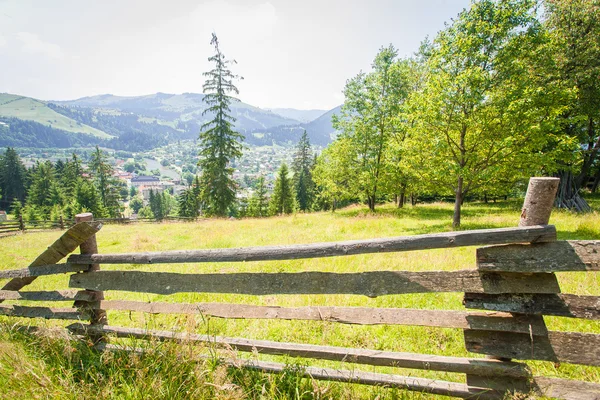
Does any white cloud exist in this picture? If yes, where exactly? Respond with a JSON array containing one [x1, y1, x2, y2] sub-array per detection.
[[15, 31, 64, 59]]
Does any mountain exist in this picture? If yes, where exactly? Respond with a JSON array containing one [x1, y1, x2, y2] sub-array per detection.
[[0, 92, 341, 151], [0, 93, 112, 139], [269, 108, 327, 123]]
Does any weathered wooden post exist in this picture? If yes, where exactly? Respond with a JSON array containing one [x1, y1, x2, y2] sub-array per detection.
[[74, 212, 107, 331], [519, 177, 560, 227], [59, 215, 65, 230], [18, 215, 24, 231]]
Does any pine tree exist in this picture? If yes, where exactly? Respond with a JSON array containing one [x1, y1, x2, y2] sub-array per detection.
[[198, 33, 244, 217], [0, 147, 27, 209], [247, 175, 269, 217], [269, 164, 294, 215], [89, 146, 121, 217], [291, 131, 315, 211]]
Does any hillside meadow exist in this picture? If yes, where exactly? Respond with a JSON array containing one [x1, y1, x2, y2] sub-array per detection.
[[1, 198, 599, 399]]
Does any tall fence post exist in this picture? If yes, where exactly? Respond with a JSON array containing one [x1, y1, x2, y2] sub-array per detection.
[[74, 212, 107, 333], [18, 215, 24, 232], [59, 215, 64, 230]]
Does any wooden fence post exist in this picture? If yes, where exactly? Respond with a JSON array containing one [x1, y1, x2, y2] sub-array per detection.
[[18, 215, 24, 231], [519, 177, 560, 227], [74, 213, 107, 330], [59, 215, 64, 230]]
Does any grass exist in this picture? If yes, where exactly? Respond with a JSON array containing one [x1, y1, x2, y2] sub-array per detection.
[[0, 199, 599, 399]]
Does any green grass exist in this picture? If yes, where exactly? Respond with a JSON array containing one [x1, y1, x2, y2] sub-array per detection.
[[0, 93, 112, 139], [1, 200, 599, 399]]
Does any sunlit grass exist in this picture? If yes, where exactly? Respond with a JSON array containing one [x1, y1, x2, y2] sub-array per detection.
[[1, 199, 599, 399]]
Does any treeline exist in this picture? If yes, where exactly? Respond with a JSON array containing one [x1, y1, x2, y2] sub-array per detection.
[[311, 0, 600, 227], [0, 147, 125, 221]]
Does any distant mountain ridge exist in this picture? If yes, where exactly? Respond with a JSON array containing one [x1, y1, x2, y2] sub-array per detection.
[[0, 92, 341, 151]]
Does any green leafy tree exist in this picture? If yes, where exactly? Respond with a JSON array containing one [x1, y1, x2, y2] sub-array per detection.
[[247, 175, 269, 217], [0, 147, 27, 209], [27, 161, 58, 210], [332, 45, 412, 211], [292, 131, 315, 211], [405, 0, 570, 227], [269, 164, 294, 215], [198, 33, 244, 217], [542, 0, 600, 206], [129, 196, 144, 214], [72, 178, 105, 218], [313, 137, 355, 211]]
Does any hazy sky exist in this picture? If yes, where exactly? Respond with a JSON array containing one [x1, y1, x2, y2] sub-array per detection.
[[0, 0, 471, 110]]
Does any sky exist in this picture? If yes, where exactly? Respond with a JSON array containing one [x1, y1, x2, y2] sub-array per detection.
[[0, 0, 471, 110]]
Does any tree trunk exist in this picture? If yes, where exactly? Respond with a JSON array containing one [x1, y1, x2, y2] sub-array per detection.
[[410, 194, 416, 206], [398, 190, 405, 209], [483, 194, 488, 204], [555, 170, 591, 212], [368, 196, 375, 212], [453, 177, 464, 229], [592, 169, 600, 193]]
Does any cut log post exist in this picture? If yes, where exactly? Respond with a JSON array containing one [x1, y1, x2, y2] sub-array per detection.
[[18, 215, 24, 231], [74, 213, 107, 330], [519, 177, 560, 227]]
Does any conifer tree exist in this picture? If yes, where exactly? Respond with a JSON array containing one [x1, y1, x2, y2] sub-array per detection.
[[247, 175, 269, 217], [89, 146, 121, 217], [269, 164, 294, 215], [198, 33, 244, 217], [0, 147, 27, 209], [292, 131, 315, 211]]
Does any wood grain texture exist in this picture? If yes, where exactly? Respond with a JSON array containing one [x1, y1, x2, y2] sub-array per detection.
[[68, 270, 561, 296], [464, 330, 600, 366], [66, 225, 557, 265], [533, 377, 600, 400], [0, 304, 83, 320], [87, 300, 548, 334], [0, 290, 95, 301], [0, 221, 102, 298], [464, 293, 600, 320], [0, 264, 88, 279], [69, 323, 531, 378], [477, 241, 600, 272]]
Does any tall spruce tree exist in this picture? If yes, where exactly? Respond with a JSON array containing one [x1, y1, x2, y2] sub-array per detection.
[[198, 33, 244, 217], [247, 175, 269, 217], [0, 147, 27, 209], [269, 163, 294, 215], [292, 131, 315, 211], [89, 146, 121, 217]]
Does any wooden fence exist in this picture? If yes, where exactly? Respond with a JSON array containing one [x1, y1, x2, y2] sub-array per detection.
[[1, 177, 599, 399]]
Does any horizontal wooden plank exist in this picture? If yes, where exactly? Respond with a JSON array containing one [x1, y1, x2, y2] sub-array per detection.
[[464, 293, 600, 320], [90, 300, 549, 334], [533, 377, 600, 400], [66, 225, 557, 265], [0, 290, 96, 301], [0, 263, 88, 279], [477, 240, 600, 272], [69, 323, 530, 378], [97, 343, 505, 400], [464, 330, 600, 366], [69, 270, 561, 296], [0, 304, 83, 320]]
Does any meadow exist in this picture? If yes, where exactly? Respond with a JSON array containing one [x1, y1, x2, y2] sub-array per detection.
[[1, 197, 599, 399]]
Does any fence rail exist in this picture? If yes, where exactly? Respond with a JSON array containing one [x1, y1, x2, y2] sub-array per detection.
[[1, 177, 600, 399]]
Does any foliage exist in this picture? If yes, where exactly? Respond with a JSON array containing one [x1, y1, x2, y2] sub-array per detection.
[[330, 45, 412, 211], [291, 131, 315, 211], [129, 196, 144, 214], [198, 33, 244, 217], [246, 175, 269, 217], [89, 146, 122, 218], [0, 147, 27, 209], [404, 0, 573, 227], [269, 163, 294, 215], [177, 176, 201, 218]]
